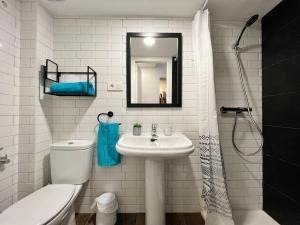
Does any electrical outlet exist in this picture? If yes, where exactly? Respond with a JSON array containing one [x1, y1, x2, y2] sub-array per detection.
[[107, 82, 123, 91]]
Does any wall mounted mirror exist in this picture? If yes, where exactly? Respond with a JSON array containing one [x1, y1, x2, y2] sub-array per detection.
[[126, 33, 182, 107]]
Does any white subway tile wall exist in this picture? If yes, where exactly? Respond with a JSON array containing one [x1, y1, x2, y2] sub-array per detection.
[[52, 17, 201, 213], [0, 1, 262, 214], [0, 0, 20, 211], [34, 3, 53, 190], [212, 21, 262, 210], [18, 0, 53, 200], [18, 0, 37, 199], [52, 18, 262, 212]]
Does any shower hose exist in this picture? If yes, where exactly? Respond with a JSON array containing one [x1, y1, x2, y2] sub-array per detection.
[[232, 47, 263, 156]]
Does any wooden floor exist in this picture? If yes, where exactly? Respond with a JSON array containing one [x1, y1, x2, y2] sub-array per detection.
[[76, 213, 205, 225]]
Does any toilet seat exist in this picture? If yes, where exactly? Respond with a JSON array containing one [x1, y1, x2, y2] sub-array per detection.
[[0, 184, 75, 225]]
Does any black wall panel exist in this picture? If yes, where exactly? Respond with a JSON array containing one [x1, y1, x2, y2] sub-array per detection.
[[262, 0, 300, 224]]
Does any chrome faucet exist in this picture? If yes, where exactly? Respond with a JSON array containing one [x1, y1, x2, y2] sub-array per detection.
[[151, 123, 158, 142]]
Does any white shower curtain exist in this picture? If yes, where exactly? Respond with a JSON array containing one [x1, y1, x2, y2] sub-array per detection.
[[192, 9, 234, 225]]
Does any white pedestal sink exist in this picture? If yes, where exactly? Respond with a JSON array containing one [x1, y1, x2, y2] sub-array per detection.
[[116, 133, 194, 225]]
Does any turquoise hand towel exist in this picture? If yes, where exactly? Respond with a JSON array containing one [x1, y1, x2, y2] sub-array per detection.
[[97, 122, 121, 167], [50, 82, 95, 95]]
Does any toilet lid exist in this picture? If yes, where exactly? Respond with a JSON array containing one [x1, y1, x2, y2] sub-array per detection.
[[0, 184, 75, 225], [51, 140, 94, 151]]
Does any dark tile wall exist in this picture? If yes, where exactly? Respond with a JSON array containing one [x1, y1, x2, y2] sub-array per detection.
[[262, 0, 300, 224]]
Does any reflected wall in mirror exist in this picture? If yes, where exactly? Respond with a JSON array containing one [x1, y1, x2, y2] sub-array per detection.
[[127, 33, 182, 107]]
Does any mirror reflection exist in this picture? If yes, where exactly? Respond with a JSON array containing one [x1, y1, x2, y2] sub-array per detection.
[[127, 33, 182, 107]]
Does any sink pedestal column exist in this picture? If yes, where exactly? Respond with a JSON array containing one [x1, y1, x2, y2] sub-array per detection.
[[145, 158, 165, 225]]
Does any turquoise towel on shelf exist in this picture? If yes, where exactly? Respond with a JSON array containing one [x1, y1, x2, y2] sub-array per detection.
[[97, 122, 121, 167], [50, 82, 95, 95]]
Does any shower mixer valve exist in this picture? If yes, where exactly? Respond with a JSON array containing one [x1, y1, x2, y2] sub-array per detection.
[[220, 106, 252, 114]]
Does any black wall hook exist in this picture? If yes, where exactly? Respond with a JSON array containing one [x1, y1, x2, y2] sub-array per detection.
[[97, 111, 114, 122]]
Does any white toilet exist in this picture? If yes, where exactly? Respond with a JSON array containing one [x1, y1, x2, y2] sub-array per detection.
[[0, 140, 94, 225]]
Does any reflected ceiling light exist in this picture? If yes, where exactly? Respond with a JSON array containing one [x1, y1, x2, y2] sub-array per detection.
[[0, 43, 3, 48], [144, 37, 155, 46]]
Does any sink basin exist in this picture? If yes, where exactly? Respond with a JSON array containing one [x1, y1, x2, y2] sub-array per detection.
[[116, 133, 194, 158], [116, 133, 194, 225]]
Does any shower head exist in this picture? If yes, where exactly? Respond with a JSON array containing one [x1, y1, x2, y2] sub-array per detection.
[[245, 14, 259, 27], [233, 14, 259, 49]]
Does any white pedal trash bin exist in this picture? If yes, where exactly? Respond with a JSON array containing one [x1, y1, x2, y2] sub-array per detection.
[[91, 193, 118, 225]]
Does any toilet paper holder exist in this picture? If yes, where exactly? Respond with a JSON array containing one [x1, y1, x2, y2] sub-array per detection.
[[0, 147, 10, 165]]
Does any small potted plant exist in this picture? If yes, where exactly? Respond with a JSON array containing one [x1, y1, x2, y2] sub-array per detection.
[[133, 123, 142, 136]]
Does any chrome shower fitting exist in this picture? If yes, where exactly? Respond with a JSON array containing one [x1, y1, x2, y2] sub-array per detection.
[[223, 14, 263, 157], [232, 14, 259, 49]]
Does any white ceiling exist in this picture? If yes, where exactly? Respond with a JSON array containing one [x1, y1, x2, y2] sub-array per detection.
[[40, 0, 281, 21], [208, 0, 281, 21], [40, 0, 204, 18]]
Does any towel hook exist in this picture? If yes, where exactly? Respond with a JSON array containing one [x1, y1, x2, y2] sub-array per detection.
[[97, 111, 114, 122], [97, 111, 121, 125]]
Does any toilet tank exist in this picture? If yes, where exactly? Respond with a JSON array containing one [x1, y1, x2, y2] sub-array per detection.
[[50, 140, 94, 184]]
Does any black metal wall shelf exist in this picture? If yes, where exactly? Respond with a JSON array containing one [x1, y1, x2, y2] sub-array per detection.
[[41, 59, 97, 97]]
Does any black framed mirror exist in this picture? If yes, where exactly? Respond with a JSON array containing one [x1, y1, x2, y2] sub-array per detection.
[[126, 32, 182, 107]]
